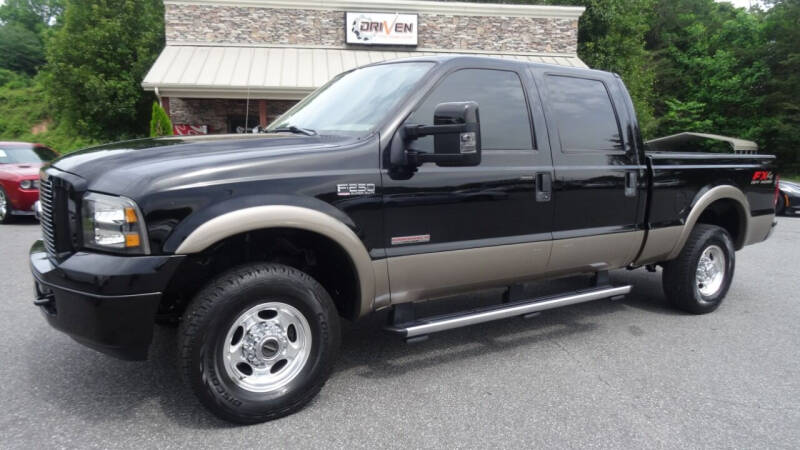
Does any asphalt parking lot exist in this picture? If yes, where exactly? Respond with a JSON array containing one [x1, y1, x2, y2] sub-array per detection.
[[1, 217, 799, 449]]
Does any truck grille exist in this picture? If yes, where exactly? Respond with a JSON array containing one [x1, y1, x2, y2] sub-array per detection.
[[39, 175, 58, 256]]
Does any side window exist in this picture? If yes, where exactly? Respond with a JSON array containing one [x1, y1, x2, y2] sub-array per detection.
[[545, 75, 623, 152], [407, 69, 533, 151]]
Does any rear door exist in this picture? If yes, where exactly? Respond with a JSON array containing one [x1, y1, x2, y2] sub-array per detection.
[[381, 64, 555, 303], [533, 70, 645, 273]]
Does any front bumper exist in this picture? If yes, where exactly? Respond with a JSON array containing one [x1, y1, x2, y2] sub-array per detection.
[[785, 200, 800, 215], [784, 193, 800, 215], [8, 187, 39, 213], [30, 241, 185, 360]]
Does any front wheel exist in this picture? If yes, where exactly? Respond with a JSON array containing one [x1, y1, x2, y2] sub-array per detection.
[[776, 193, 786, 216], [0, 186, 13, 224], [179, 263, 341, 424], [662, 224, 735, 314]]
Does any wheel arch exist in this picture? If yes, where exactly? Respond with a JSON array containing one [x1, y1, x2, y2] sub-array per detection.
[[666, 185, 750, 260], [173, 205, 376, 319]]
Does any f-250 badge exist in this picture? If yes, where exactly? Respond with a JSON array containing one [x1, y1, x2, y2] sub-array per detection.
[[337, 183, 376, 196]]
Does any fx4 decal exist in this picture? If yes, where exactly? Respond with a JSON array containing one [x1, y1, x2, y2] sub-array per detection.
[[751, 171, 775, 185]]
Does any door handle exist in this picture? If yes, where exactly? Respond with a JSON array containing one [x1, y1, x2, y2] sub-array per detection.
[[625, 171, 637, 198], [536, 172, 552, 202]]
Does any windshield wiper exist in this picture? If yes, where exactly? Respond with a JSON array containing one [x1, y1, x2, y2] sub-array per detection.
[[270, 125, 317, 136]]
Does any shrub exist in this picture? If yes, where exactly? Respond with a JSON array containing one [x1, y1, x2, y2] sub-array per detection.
[[149, 101, 173, 137]]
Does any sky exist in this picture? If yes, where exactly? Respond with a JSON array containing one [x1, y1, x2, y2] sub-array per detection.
[[716, 0, 771, 8]]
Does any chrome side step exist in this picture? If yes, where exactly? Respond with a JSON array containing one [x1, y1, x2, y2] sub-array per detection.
[[385, 285, 632, 339]]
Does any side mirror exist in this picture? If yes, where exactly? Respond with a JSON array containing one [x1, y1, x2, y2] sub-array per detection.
[[402, 101, 481, 167]]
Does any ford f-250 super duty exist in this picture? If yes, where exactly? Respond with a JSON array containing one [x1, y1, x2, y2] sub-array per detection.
[[29, 56, 777, 423]]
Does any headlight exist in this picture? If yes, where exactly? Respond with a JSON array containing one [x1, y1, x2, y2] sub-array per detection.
[[20, 180, 33, 189], [82, 192, 150, 254]]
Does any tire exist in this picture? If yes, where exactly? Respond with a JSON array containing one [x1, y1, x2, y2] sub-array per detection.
[[0, 186, 13, 224], [662, 224, 735, 314], [179, 263, 341, 424], [776, 192, 786, 216]]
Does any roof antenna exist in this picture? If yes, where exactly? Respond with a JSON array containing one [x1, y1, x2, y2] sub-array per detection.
[[244, 85, 251, 133]]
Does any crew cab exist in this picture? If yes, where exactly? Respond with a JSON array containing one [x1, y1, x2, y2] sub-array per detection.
[[29, 56, 777, 423]]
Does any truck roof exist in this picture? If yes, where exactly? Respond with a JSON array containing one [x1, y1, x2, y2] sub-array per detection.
[[370, 54, 612, 77]]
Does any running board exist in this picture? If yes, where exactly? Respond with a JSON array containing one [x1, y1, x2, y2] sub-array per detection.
[[385, 285, 632, 339]]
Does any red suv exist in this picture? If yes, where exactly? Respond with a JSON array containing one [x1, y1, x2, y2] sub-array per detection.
[[0, 142, 59, 224]]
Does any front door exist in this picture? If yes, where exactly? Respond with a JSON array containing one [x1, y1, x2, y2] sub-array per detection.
[[381, 66, 554, 303]]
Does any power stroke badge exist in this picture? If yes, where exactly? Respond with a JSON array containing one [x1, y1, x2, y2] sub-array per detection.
[[337, 183, 376, 196]]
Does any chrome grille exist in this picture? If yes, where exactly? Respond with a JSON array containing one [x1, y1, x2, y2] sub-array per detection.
[[39, 176, 57, 256]]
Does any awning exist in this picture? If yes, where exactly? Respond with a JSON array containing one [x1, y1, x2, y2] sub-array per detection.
[[142, 44, 587, 100], [646, 132, 759, 154]]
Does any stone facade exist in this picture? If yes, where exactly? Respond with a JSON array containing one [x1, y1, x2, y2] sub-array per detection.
[[165, 4, 579, 54], [161, 2, 581, 132], [170, 98, 297, 133]]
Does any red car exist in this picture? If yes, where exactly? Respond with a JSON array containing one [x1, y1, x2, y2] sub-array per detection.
[[0, 142, 59, 223]]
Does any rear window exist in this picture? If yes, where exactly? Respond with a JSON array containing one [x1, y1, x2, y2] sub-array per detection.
[[545, 75, 623, 152]]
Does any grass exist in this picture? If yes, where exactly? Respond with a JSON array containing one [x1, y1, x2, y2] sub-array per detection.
[[0, 70, 97, 154]]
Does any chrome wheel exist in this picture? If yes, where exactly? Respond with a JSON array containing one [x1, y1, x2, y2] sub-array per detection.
[[0, 189, 7, 220], [222, 301, 312, 393], [696, 245, 726, 297]]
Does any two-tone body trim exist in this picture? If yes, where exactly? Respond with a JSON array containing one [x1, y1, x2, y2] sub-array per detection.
[[665, 185, 750, 260], [384, 230, 643, 305], [174, 205, 376, 317]]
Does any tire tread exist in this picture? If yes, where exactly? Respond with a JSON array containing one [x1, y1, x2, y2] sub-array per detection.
[[178, 263, 339, 424], [663, 224, 734, 314]]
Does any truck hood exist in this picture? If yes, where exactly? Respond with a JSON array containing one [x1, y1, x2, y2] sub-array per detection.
[[52, 133, 359, 196], [1, 162, 43, 178]]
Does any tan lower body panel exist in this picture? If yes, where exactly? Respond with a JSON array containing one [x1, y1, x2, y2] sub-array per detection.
[[385, 231, 643, 305], [386, 240, 552, 304], [745, 213, 775, 246], [547, 230, 644, 276], [636, 213, 774, 267], [634, 226, 683, 265], [372, 258, 392, 310]]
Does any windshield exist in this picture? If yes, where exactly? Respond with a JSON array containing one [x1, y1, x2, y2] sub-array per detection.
[[0, 146, 58, 164], [267, 62, 434, 134]]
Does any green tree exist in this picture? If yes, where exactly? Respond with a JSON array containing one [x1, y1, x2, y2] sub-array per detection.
[[0, 0, 61, 75], [149, 101, 173, 137], [574, 0, 656, 136], [646, 0, 771, 154], [659, 99, 714, 132], [0, 0, 64, 32], [458, 0, 657, 135], [42, 0, 164, 141], [760, 0, 800, 170], [0, 22, 45, 74], [0, 0, 64, 75]]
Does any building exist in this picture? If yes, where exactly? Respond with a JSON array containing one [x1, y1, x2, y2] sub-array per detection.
[[142, 0, 586, 135]]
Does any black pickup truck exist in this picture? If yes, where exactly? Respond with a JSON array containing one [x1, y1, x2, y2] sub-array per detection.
[[30, 56, 777, 423]]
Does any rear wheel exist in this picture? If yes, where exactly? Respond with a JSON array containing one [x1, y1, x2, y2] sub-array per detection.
[[662, 224, 735, 314], [776, 193, 786, 216], [179, 263, 341, 424], [0, 187, 13, 224]]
